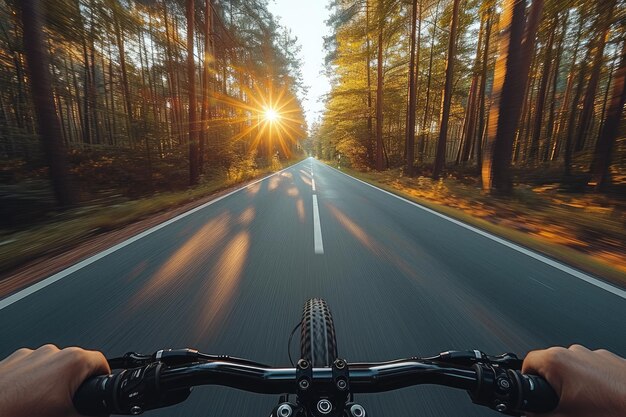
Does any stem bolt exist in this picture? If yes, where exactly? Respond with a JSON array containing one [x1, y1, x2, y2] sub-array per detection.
[[298, 378, 310, 390], [336, 378, 347, 390], [317, 399, 332, 414], [350, 404, 366, 417], [277, 404, 293, 417]]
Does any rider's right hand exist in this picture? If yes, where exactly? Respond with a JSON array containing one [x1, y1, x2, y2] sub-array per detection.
[[522, 344, 626, 417]]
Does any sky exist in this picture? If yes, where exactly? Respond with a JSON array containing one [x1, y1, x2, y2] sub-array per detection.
[[267, 0, 331, 128]]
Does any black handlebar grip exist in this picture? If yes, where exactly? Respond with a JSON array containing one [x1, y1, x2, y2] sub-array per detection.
[[73, 374, 116, 416], [510, 371, 559, 414]]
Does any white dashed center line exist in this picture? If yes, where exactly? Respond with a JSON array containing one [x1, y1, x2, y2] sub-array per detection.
[[310, 160, 324, 255], [312, 195, 324, 254], [529, 277, 555, 291]]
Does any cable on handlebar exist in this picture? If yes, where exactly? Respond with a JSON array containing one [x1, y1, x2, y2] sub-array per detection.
[[74, 350, 559, 416]]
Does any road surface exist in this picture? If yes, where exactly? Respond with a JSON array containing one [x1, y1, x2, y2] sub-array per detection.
[[1, 157, 624, 416]]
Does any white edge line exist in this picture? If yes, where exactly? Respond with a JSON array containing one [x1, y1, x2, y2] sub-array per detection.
[[312, 195, 324, 254], [0, 160, 309, 310], [322, 163, 626, 300]]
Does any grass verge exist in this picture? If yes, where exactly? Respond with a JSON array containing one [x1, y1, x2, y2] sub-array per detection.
[[0, 157, 305, 275], [328, 164, 626, 287]]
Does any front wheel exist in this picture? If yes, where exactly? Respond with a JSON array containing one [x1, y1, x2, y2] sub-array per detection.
[[300, 298, 338, 367]]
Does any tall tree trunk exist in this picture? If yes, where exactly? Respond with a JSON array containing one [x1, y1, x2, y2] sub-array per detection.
[[187, 0, 199, 185], [589, 39, 626, 190], [529, 15, 558, 162], [366, 0, 374, 164], [482, 0, 543, 192], [574, 0, 617, 152], [199, 0, 213, 174], [552, 16, 583, 161], [418, 0, 441, 163], [19, 0, 76, 207], [475, 7, 493, 167], [138, 28, 153, 185], [597, 53, 619, 138], [459, 14, 485, 164], [114, 10, 134, 146], [563, 54, 590, 176], [81, 27, 92, 144], [375, 2, 385, 171], [404, 0, 419, 176], [163, 1, 180, 146], [88, 2, 100, 145], [542, 10, 568, 162], [432, 0, 461, 179]]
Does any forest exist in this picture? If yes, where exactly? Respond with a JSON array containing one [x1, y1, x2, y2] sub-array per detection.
[[1, 0, 625, 280], [1, 0, 306, 225], [314, 0, 626, 194]]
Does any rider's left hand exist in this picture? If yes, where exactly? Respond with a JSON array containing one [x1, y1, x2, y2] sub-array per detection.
[[0, 344, 110, 417]]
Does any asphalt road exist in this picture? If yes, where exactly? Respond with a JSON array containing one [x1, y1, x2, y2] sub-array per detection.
[[1, 157, 624, 416]]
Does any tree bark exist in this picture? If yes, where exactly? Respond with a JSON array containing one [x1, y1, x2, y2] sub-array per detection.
[[551, 16, 583, 161], [418, 0, 442, 163], [114, 9, 134, 146], [589, 39, 626, 190], [528, 15, 558, 162], [459, 14, 485, 164], [574, 0, 617, 152], [366, 0, 374, 164], [542, 10, 568, 162], [482, 0, 543, 192], [404, 0, 419, 176], [475, 7, 493, 167], [375, 1, 385, 171], [187, 0, 199, 185], [199, 0, 214, 174], [432, 0, 461, 179], [19, 0, 76, 207]]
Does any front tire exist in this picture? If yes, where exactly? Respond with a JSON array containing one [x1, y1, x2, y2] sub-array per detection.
[[300, 298, 338, 367]]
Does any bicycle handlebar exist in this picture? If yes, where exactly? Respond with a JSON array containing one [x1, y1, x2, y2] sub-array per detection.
[[73, 349, 558, 416]]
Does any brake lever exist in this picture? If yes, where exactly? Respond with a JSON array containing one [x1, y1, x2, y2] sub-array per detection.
[[108, 352, 153, 369], [485, 353, 523, 370], [108, 349, 202, 369], [429, 351, 522, 369]]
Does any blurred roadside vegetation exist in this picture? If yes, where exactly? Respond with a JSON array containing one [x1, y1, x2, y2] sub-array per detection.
[[0, 152, 304, 274]]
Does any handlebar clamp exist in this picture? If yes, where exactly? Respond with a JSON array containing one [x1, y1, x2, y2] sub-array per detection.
[[74, 362, 191, 416], [470, 363, 521, 415], [469, 363, 558, 416]]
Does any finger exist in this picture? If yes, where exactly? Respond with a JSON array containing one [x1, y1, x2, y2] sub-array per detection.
[[33, 343, 61, 358], [81, 350, 111, 377], [1, 347, 33, 365], [27, 344, 61, 367], [567, 344, 590, 354], [593, 348, 625, 363], [522, 347, 565, 375], [55, 348, 110, 402], [522, 347, 567, 395], [69, 349, 110, 388]]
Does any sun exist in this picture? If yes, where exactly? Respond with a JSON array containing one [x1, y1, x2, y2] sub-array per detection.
[[264, 107, 280, 122]]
